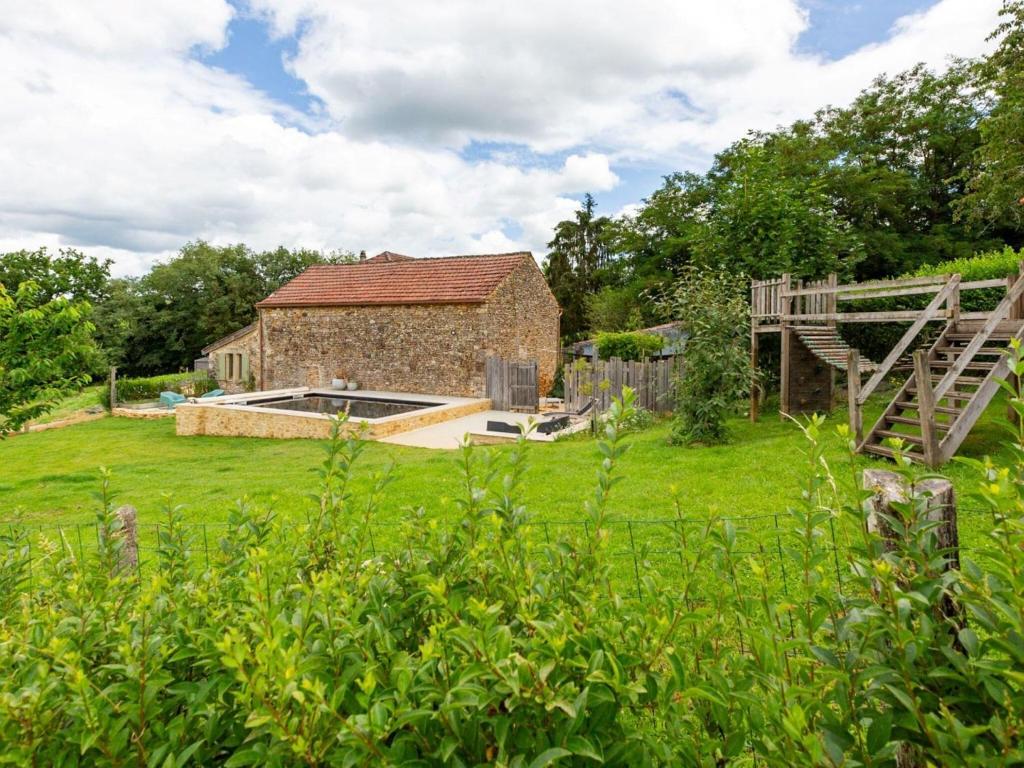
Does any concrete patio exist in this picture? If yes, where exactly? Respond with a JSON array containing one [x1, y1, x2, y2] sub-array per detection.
[[378, 408, 591, 449]]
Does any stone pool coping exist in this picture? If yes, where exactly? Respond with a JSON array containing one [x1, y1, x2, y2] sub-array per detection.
[[175, 387, 491, 440]]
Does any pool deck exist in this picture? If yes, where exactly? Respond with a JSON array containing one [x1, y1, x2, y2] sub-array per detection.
[[379, 409, 591, 449]]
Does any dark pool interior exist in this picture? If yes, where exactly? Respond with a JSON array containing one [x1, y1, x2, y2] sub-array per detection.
[[250, 394, 437, 419]]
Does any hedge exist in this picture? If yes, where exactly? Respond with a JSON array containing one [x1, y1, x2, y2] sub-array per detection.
[[594, 331, 664, 361], [100, 370, 217, 408]]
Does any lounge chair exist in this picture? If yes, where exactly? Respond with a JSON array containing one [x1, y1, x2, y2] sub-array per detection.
[[159, 391, 187, 409], [199, 389, 225, 399], [485, 399, 593, 437]]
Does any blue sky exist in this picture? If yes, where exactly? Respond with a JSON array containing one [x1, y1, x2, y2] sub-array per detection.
[[3, 0, 998, 273], [199, 0, 944, 218]]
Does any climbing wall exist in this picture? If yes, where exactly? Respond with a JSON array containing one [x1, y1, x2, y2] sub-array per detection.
[[782, 328, 833, 415]]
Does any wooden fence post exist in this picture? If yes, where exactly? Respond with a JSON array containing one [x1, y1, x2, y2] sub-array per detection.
[[109, 366, 118, 410], [779, 273, 792, 420], [913, 350, 939, 468], [115, 504, 138, 571], [862, 468, 962, 768], [847, 348, 862, 444]]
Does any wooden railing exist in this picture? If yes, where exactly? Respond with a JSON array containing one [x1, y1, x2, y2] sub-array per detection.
[[856, 275, 961, 406]]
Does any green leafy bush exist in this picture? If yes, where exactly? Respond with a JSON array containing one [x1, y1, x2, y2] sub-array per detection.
[[100, 370, 217, 407], [3, 378, 1024, 765], [910, 245, 1023, 281], [593, 331, 663, 361], [662, 267, 752, 444]]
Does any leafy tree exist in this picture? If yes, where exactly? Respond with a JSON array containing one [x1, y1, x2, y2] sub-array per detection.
[[0, 247, 111, 303], [662, 267, 752, 444], [104, 242, 353, 374], [0, 281, 97, 433], [697, 137, 863, 279], [959, 1, 1024, 234], [542, 194, 616, 339]]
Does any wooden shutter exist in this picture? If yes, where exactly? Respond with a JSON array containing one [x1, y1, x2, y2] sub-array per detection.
[[240, 353, 249, 383], [216, 353, 227, 380]]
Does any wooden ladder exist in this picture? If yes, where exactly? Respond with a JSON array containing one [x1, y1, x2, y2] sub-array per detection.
[[859, 273, 1024, 467]]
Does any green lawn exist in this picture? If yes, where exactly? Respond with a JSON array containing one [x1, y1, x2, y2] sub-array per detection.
[[0, 399, 1013, 563], [26, 385, 104, 425]]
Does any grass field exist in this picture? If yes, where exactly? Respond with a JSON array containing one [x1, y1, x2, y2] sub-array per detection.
[[0, 397, 1013, 560]]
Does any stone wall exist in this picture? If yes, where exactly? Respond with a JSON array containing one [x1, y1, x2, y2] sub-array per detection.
[[258, 258, 560, 397], [175, 397, 490, 440], [482, 257, 561, 395], [784, 330, 834, 415]]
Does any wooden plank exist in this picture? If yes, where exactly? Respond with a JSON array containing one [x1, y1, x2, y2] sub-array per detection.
[[784, 311, 947, 323], [914, 350, 939, 468], [847, 349, 861, 443], [783, 274, 947, 298]]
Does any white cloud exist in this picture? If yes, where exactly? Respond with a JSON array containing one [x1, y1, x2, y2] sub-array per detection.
[[0, 0, 1004, 275]]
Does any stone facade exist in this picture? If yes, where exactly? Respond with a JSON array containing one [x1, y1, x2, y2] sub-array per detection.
[[175, 395, 491, 440], [257, 257, 560, 397], [205, 324, 261, 394]]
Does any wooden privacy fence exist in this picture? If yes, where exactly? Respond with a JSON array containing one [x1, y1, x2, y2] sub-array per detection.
[[485, 356, 539, 412], [564, 357, 676, 414]]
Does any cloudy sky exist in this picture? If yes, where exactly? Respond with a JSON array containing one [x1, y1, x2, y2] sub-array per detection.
[[0, 0, 1003, 275]]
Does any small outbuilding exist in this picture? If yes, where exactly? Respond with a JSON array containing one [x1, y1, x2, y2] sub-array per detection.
[[203, 251, 561, 398]]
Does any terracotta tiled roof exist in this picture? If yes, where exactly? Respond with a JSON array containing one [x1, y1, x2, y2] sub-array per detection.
[[202, 322, 257, 354], [256, 252, 532, 308], [365, 251, 414, 263]]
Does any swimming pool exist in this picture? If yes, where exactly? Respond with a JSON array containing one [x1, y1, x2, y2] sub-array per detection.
[[249, 393, 436, 419], [175, 387, 491, 441]]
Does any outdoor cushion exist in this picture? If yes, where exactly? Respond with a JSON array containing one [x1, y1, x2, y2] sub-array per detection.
[[199, 389, 225, 398], [159, 391, 187, 409]]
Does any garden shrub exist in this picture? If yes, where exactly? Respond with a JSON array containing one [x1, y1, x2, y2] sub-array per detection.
[[662, 267, 752, 444], [593, 331, 663, 361], [99, 370, 217, 407], [3, 375, 1024, 765]]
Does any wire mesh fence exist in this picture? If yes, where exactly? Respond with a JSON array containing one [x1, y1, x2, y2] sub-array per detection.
[[3, 498, 994, 603]]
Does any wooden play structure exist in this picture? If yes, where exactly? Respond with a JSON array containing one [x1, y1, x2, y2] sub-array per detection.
[[751, 269, 1024, 467]]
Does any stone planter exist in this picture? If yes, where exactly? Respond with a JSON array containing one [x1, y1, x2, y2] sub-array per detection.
[[346, 381, 358, 391], [331, 378, 347, 390]]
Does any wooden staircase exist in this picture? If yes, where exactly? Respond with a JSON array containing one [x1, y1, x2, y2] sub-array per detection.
[[859, 274, 1024, 466], [793, 326, 878, 371]]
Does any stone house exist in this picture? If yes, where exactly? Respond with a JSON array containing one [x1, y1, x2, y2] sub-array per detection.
[[202, 251, 561, 397]]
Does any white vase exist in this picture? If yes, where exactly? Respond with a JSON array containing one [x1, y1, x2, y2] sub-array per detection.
[[331, 378, 346, 390]]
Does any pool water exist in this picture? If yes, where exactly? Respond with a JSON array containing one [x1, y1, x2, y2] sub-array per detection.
[[251, 394, 434, 419]]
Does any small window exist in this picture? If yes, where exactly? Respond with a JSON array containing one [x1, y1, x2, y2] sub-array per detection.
[[218, 352, 248, 383]]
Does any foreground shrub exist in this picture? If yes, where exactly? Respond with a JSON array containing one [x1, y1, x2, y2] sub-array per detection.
[[100, 370, 217, 407], [2, 378, 1024, 765], [593, 331, 663, 361]]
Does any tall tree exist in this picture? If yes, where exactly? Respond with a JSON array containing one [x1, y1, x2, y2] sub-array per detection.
[[542, 194, 615, 339], [959, 0, 1024, 235]]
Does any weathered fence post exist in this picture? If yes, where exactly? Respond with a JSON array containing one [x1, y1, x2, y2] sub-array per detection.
[[913, 350, 939, 468], [862, 469, 963, 634], [862, 468, 962, 768], [115, 504, 139, 571], [847, 348, 862, 444], [109, 366, 118, 410]]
